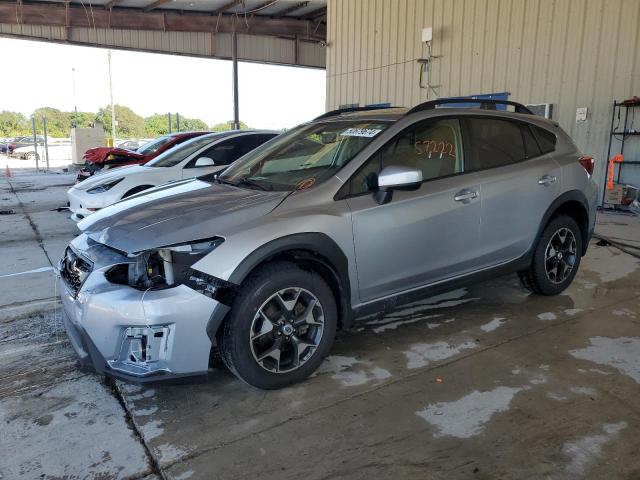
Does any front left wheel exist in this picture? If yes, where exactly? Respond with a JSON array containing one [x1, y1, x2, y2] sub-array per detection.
[[218, 261, 337, 389]]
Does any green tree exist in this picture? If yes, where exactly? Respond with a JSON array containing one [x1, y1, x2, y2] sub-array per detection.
[[211, 120, 249, 132], [180, 117, 208, 131], [0, 111, 30, 137], [32, 107, 71, 137], [96, 105, 146, 138], [145, 114, 211, 136], [144, 114, 171, 136], [73, 111, 96, 129]]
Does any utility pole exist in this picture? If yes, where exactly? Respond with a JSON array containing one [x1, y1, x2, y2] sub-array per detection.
[[107, 50, 116, 146], [168, 113, 172, 134], [71, 67, 79, 128], [176, 113, 180, 132]]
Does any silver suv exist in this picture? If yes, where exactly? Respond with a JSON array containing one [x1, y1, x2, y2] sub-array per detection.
[[58, 99, 598, 389]]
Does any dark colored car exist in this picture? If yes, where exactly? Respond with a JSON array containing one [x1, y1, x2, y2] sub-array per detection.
[[117, 140, 144, 151], [76, 131, 210, 182], [1, 136, 45, 154]]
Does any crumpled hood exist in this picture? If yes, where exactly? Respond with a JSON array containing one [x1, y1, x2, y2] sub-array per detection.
[[83, 147, 145, 164], [78, 179, 289, 254]]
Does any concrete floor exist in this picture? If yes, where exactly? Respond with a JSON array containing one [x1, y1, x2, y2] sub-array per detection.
[[1, 171, 640, 479]]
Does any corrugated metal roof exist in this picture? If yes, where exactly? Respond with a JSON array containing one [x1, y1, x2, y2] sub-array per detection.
[[0, 0, 327, 67], [21, 0, 326, 18]]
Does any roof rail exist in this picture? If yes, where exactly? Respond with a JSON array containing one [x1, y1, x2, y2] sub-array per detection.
[[406, 98, 534, 116], [314, 105, 401, 120]]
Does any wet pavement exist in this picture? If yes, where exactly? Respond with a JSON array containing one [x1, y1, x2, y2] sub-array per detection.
[[1, 173, 640, 479]]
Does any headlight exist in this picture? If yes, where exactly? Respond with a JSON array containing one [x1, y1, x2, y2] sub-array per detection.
[[107, 237, 225, 290], [163, 237, 225, 254], [86, 178, 124, 194]]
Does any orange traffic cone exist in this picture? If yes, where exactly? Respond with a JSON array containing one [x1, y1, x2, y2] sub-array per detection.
[[4, 164, 11, 178]]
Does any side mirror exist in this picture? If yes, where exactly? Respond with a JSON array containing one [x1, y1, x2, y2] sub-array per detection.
[[194, 157, 215, 167], [374, 165, 422, 205]]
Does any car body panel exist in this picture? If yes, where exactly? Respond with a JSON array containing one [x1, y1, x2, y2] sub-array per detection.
[[79, 180, 291, 253], [346, 173, 482, 302], [59, 234, 220, 379]]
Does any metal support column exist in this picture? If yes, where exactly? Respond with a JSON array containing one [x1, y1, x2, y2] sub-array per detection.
[[43, 117, 50, 170], [232, 31, 240, 130], [108, 50, 116, 146], [31, 117, 39, 171]]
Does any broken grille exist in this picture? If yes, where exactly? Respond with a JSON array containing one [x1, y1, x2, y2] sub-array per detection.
[[61, 247, 92, 296]]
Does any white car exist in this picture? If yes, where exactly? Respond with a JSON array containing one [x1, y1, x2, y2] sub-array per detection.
[[67, 130, 278, 221]]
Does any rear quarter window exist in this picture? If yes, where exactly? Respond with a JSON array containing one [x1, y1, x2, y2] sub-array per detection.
[[532, 126, 557, 154]]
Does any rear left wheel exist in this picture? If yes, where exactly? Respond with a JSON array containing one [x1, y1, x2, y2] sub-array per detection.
[[25, 151, 39, 161], [218, 261, 337, 389], [519, 214, 582, 295]]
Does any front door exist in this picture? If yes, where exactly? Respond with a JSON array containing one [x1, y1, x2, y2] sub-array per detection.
[[343, 118, 482, 303]]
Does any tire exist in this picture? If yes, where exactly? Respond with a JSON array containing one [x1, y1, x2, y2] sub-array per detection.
[[218, 261, 337, 389], [25, 152, 39, 161], [122, 185, 152, 199], [519, 214, 582, 296]]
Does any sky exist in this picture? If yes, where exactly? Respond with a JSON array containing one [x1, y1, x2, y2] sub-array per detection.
[[0, 37, 326, 130]]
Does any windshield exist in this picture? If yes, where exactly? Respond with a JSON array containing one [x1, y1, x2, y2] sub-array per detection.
[[145, 134, 217, 167], [220, 120, 390, 191], [136, 135, 173, 155]]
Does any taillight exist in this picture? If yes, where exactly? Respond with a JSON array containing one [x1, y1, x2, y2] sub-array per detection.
[[578, 155, 594, 176]]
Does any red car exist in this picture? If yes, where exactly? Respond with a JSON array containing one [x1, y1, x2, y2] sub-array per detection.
[[76, 131, 210, 182]]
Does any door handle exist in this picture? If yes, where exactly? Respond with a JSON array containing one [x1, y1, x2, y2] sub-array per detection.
[[454, 189, 479, 203], [538, 175, 557, 186]]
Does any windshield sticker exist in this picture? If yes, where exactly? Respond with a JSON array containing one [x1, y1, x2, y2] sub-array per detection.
[[340, 128, 383, 138], [296, 178, 316, 190]]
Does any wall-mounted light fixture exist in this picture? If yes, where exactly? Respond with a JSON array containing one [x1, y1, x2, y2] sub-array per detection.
[[418, 27, 440, 97]]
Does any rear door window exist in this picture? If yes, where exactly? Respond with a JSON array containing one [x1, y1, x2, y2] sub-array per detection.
[[466, 118, 526, 171]]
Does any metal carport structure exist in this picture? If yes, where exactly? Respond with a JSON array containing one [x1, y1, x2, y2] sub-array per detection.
[[0, 0, 328, 127]]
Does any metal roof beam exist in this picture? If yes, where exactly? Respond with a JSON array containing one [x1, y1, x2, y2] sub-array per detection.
[[0, 2, 326, 40], [211, 0, 243, 16], [104, 0, 122, 9], [302, 6, 325, 19], [272, 1, 308, 18], [144, 0, 171, 12]]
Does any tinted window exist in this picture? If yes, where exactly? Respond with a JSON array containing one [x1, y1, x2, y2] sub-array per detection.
[[533, 126, 556, 154], [146, 135, 217, 167], [136, 135, 173, 154], [236, 133, 278, 155], [521, 124, 542, 158], [196, 135, 271, 167], [348, 118, 464, 195], [466, 118, 526, 171]]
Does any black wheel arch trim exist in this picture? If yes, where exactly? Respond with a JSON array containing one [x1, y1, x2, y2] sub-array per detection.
[[535, 189, 592, 255], [122, 185, 154, 199], [226, 233, 354, 329]]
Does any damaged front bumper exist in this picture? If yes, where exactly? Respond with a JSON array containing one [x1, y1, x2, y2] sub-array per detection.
[[58, 236, 230, 383]]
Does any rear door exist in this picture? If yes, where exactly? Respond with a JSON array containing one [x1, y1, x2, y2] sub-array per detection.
[[344, 117, 483, 303], [463, 116, 560, 266]]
